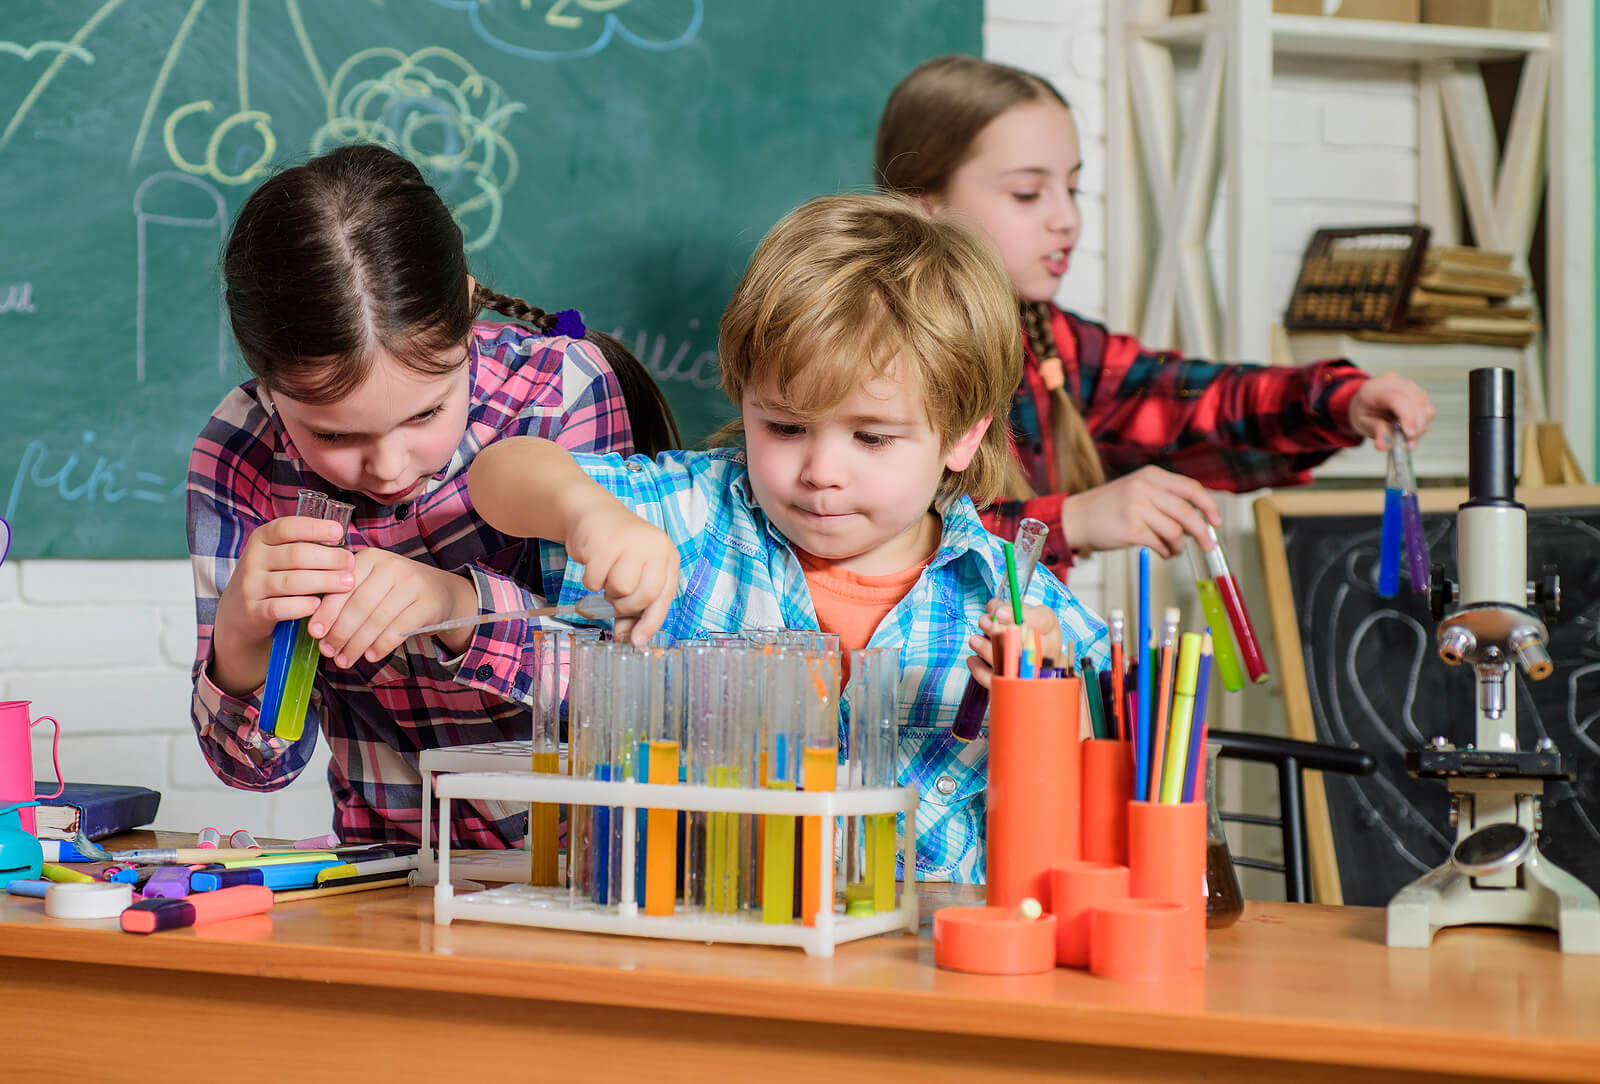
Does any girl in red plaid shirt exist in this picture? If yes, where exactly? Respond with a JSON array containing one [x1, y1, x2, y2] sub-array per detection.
[[876, 55, 1435, 575]]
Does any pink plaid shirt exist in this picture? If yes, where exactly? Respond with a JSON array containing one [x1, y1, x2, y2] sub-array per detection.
[[187, 323, 633, 847]]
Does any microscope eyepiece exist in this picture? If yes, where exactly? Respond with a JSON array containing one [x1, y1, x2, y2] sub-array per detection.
[[1467, 367, 1516, 505]]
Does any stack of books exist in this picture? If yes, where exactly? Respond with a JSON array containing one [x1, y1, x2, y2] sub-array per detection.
[[1361, 246, 1535, 346]]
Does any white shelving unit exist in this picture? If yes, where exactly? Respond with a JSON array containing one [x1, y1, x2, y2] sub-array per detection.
[[1105, 0, 1593, 470]]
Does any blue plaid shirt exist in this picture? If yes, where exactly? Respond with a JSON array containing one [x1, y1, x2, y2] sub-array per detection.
[[537, 448, 1109, 882]]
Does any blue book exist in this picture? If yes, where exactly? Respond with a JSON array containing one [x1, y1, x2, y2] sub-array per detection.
[[31, 781, 161, 841]]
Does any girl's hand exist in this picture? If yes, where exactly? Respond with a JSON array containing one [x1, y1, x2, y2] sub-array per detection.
[[965, 601, 1064, 689], [209, 516, 355, 698], [1349, 370, 1436, 450], [215, 516, 354, 646], [564, 490, 680, 645], [1058, 465, 1221, 559], [308, 550, 477, 669]]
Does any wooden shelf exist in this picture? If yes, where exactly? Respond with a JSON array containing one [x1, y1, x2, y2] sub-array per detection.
[[1140, 13, 1549, 62]]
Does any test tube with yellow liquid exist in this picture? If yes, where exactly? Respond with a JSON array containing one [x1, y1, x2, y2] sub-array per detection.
[[845, 647, 899, 916], [800, 651, 839, 928], [262, 491, 354, 742], [643, 646, 681, 916], [527, 630, 566, 887]]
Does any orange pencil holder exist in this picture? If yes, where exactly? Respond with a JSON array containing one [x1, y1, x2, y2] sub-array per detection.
[[932, 905, 1058, 975], [986, 676, 1081, 911], [1089, 899, 1191, 982], [1050, 861, 1129, 968], [1081, 739, 1133, 865], [1127, 799, 1207, 970]]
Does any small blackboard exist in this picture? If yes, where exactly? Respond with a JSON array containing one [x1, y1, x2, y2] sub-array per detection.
[[1255, 486, 1600, 907]]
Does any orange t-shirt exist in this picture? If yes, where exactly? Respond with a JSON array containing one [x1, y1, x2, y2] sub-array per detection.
[[795, 548, 930, 664]]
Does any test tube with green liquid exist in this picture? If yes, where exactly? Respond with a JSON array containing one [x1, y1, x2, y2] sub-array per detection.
[[1187, 538, 1246, 692], [268, 492, 354, 742]]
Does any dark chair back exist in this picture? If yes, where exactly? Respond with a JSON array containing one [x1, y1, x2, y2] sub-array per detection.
[[1210, 732, 1375, 903]]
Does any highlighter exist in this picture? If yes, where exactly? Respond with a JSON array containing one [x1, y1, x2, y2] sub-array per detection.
[[121, 884, 274, 933]]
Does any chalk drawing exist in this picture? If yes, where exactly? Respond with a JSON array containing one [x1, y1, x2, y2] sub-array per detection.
[[132, 171, 227, 383]]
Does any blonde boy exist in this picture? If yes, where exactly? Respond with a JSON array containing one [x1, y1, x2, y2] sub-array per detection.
[[470, 193, 1106, 882]]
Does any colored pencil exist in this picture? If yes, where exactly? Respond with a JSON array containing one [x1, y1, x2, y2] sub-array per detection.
[[1082, 657, 1106, 739], [1150, 607, 1180, 800], [1136, 549, 1152, 800], [1109, 610, 1126, 741], [1160, 632, 1202, 803], [1182, 634, 1215, 803]]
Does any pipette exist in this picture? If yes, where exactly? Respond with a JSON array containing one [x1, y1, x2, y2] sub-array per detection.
[[406, 593, 616, 637]]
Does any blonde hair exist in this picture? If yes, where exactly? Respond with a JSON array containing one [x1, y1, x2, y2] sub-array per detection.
[[718, 192, 1021, 508], [875, 54, 1107, 499]]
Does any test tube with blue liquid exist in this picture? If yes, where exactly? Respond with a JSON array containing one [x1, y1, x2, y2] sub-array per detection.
[[1378, 421, 1430, 597], [951, 517, 1049, 742], [260, 490, 354, 741]]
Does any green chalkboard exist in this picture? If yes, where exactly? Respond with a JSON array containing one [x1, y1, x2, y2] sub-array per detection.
[[0, 1, 979, 557]]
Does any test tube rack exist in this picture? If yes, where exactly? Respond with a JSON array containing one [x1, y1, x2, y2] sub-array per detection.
[[432, 769, 920, 957]]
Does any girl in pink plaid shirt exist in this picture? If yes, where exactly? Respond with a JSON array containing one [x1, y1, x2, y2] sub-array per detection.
[[187, 144, 676, 845]]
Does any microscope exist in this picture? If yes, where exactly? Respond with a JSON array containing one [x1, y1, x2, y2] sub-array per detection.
[[1386, 368, 1599, 952]]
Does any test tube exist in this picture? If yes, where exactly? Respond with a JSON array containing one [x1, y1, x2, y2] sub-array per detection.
[[951, 517, 1050, 741], [762, 649, 802, 924], [271, 494, 354, 741], [1200, 525, 1268, 685], [800, 650, 840, 927], [681, 645, 718, 912], [1187, 540, 1246, 693], [846, 647, 899, 915], [1393, 422, 1431, 594], [566, 639, 600, 906], [527, 630, 565, 887], [643, 646, 681, 916]]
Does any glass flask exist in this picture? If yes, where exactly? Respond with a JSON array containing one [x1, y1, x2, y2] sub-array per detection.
[[1204, 741, 1246, 928]]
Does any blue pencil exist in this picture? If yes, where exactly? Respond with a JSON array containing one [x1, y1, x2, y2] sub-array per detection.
[[1181, 633, 1214, 803], [1136, 548, 1152, 800]]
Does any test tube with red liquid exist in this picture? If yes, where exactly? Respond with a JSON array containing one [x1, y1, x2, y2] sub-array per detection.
[[1199, 525, 1268, 685]]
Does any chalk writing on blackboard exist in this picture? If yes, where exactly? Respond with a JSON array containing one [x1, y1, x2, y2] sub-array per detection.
[[134, 172, 228, 384], [0, 284, 35, 314], [5, 433, 185, 521], [435, 0, 702, 61], [613, 321, 721, 389]]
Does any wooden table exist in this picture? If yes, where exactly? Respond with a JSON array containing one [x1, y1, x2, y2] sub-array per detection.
[[2, 831, 1596, 1082]]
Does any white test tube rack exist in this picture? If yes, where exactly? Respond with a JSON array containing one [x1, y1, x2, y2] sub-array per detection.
[[432, 770, 920, 957]]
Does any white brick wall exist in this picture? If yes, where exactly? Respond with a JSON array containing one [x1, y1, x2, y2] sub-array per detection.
[[4, 4, 1423, 867]]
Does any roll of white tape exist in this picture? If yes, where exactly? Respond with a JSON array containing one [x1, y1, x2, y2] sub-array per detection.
[[45, 881, 134, 919]]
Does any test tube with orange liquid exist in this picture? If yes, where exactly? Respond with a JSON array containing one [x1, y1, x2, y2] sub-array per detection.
[[800, 651, 840, 927], [643, 646, 681, 917]]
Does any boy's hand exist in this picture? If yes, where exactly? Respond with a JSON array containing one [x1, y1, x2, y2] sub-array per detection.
[[1059, 465, 1221, 559], [308, 550, 477, 668], [965, 600, 1064, 689], [1349, 370, 1436, 450], [565, 489, 680, 645]]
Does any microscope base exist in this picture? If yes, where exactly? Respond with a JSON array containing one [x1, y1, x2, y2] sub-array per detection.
[[1386, 844, 1600, 953]]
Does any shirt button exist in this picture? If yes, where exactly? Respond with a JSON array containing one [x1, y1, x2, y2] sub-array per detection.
[[393, 502, 410, 520], [934, 775, 957, 796], [475, 663, 495, 681], [626, 459, 644, 473]]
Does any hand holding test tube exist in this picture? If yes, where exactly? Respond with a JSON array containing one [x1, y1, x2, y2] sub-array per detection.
[[259, 490, 355, 741], [951, 517, 1050, 742]]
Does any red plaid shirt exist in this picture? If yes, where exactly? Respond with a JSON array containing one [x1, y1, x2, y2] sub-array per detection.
[[187, 323, 633, 847], [984, 305, 1366, 572]]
